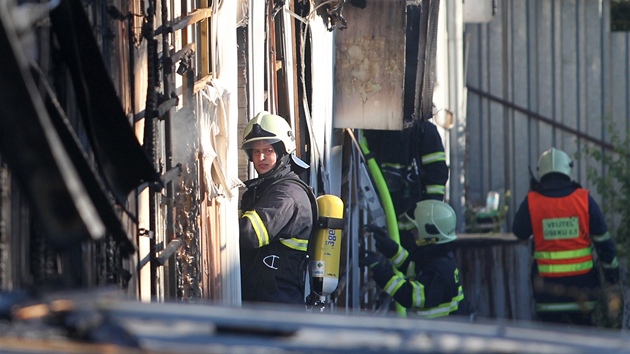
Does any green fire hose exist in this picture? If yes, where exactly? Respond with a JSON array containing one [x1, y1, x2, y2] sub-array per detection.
[[358, 130, 406, 318]]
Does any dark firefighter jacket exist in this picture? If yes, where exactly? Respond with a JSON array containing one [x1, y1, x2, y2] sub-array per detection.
[[239, 155, 313, 305], [364, 119, 448, 215], [512, 174, 619, 313], [370, 239, 464, 318]]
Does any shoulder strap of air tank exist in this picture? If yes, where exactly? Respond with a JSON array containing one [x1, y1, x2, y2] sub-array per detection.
[[268, 177, 318, 301], [269, 177, 319, 248]]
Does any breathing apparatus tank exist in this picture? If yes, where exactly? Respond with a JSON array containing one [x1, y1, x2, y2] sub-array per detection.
[[307, 195, 344, 311]]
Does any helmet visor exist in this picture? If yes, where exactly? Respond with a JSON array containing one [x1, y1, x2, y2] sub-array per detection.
[[241, 137, 281, 150]]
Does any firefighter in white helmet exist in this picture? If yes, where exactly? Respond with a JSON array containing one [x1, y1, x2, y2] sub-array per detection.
[[239, 111, 315, 305], [360, 200, 464, 318], [512, 147, 620, 326]]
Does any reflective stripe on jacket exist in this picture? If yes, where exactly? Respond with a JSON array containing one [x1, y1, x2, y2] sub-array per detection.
[[375, 250, 463, 319], [536, 301, 596, 313], [412, 285, 464, 318], [528, 189, 593, 277], [239, 161, 313, 304]]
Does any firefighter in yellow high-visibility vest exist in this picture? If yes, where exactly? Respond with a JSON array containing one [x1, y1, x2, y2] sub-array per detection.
[[512, 148, 620, 326]]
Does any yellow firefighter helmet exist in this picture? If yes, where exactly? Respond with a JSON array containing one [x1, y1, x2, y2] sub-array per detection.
[[241, 111, 296, 154]]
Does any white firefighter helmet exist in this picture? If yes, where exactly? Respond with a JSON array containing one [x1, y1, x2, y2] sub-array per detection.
[[537, 148, 573, 179], [241, 111, 296, 154], [401, 200, 457, 245]]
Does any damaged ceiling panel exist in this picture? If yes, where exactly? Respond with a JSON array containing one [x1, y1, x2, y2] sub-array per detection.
[[333, 1, 406, 130]]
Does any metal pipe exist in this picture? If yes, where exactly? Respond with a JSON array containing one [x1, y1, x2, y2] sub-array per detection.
[[466, 86, 616, 151]]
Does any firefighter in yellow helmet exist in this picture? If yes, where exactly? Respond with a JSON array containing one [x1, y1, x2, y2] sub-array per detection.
[[360, 200, 464, 318], [239, 111, 315, 305], [512, 148, 620, 326]]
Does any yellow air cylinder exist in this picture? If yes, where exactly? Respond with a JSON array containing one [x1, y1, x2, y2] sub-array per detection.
[[310, 195, 344, 297]]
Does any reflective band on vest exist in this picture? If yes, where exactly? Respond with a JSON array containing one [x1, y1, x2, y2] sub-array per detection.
[[426, 184, 445, 195], [390, 247, 408, 268], [592, 231, 611, 243], [280, 238, 308, 252], [406, 261, 416, 279], [384, 275, 405, 296], [534, 247, 592, 260], [243, 210, 269, 247], [537, 260, 594, 274], [413, 286, 464, 319], [528, 189, 593, 277], [422, 151, 446, 164], [410, 281, 425, 308], [536, 301, 595, 312]]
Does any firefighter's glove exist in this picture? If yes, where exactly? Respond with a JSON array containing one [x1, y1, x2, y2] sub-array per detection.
[[359, 250, 394, 287], [366, 224, 399, 259], [359, 250, 387, 270], [603, 267, 620, 285]]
